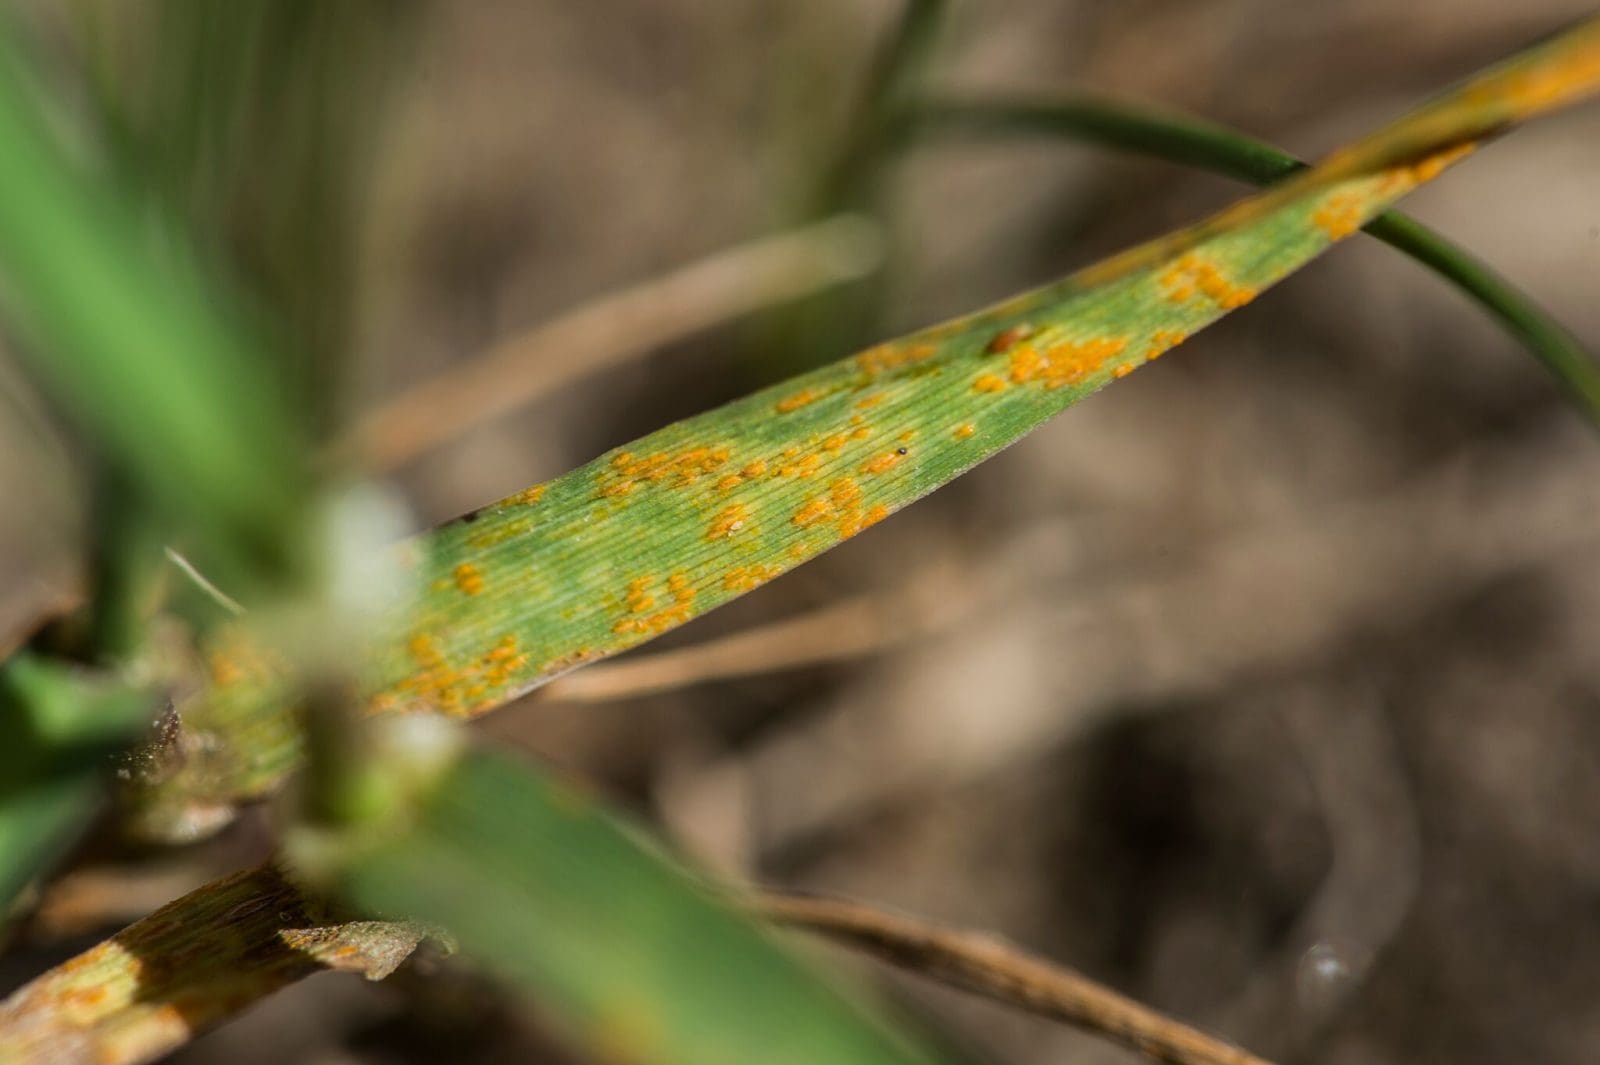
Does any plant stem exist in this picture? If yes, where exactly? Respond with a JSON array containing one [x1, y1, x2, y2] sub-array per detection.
[[759, 891, 1273, 1065]]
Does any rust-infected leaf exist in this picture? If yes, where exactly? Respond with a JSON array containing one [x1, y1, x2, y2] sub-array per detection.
[[128, 17, 1600, 833], [0, 866, 422, 1065]]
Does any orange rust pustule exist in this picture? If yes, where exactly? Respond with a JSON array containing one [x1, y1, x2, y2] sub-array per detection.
[[479, 635, 530, 690], [973, 373, 1007, 394], [613, 573, 697, 636], [789, 476, 880, 541], [953, 423, 976, 440], [776, 387, 825, 413], [1159, 253, 1256, 309], [791, 497, 832, 528], [600, 445, 733, 497], [857, 341, 936, 379], [1146, 328, 1186, 359], [625, 576, 655, 614], [394, 632, 468, 715], [724, 563, 782, 592], [1311, 191, 1366, 240], [453, 562, 485, 597], [861, 451, 904, 476], [1006, 337, 1128, 391], [706, 503, 750, 541]]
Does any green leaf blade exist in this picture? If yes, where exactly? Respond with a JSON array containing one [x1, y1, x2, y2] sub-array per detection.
[[311, 742, 939, 1065], [141, 16, 1600, 825]]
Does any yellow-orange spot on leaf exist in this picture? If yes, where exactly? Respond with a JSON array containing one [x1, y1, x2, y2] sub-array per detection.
[[855, 393, 885, 410], [741, 459, 768, 478], [897, 429, 916, 443], [857, 341, 937, 379], [1146, 329, 1186, 360], [830, 477, 861, 508], [481, 635, 530, 688], [604, 445, 733, 494], [616, 574, 696, 636], [792, 497, 832, 528], [850, 426, 872, 440], [1008, 345, 1043, 384], [776, 387, 824, 413], [706, 503, 750, 541], [396, 631, 474, 715], [624, 576, 655, 615], [407, 633, 443, 667], [864, 504, 889, 527], [724, 563, 782, 592], [1408, 142, 1475, 183], [1312, 191, 1366, 240], [954, 423, 976, 440], [973, 374, 1007, 393], [1004, 337, 1128, 390], [715, 474, 743, 491], [861, 451, 904, 475], [822, 433, 849, 452], [513, 484, 546, 506], [1112, 364, 1134, 379], [454, 562, 485, 597], [1159, 254, 1255, 309]]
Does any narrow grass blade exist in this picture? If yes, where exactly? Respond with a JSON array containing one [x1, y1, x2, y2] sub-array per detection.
[[914, 95, 1600, 426], [0, 865, 421, 1065], [138, 18, 1600, 829], [0, 16, 308, 581], [0, 654, 151, 913], [287, 727, 938, 1065]]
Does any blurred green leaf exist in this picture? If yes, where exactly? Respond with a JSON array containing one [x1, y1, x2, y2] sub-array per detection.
[[291, 727, 939, 1065], [0, 652, 150, 914], [121, 0, 416, 440], [0, 13, 309, 583]]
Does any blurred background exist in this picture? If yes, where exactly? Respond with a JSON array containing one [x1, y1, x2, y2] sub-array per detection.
[[2, 2, 1599, 1063]]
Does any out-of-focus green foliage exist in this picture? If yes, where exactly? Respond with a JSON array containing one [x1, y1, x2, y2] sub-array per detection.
[[0, 14, 308, 584], [78, 0, 416, 441], [0, 653, 149, 913], [293, 726, 940, 1065]]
